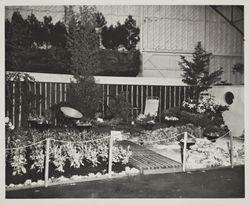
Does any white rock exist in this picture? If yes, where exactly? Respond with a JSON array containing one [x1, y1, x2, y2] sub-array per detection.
[[24, 179, 32, 186], [88, 173, 95, 178], [31, 182, 37, 186], [125, 166, 130, 172], [16, 184, 23, 187], [71, 175, 81, 180], [95, 172, 102, 177], [37, 180, 44, 185], [8, 184, 15, 188], [130, 168, 140, 173]]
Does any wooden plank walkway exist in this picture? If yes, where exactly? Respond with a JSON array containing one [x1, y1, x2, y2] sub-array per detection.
[[118, 140, 183, 175]]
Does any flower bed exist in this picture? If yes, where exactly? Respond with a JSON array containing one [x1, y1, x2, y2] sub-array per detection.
[[5, 129, 132, 186], [129, 125, 203, 146]]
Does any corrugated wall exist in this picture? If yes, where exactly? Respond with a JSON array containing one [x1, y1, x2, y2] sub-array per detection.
[[139, 5, 243, 84]]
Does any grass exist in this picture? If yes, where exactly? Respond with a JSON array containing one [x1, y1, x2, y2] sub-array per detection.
[[6, 165, 244, 198]]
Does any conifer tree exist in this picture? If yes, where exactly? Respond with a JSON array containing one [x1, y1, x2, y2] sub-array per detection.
[[179, 41, 223, 95]]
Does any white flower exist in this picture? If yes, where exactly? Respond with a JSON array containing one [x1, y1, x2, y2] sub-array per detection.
[[188, 103, 196, 109], [5, 117, 10, 124], [9, 125, 15, 130]]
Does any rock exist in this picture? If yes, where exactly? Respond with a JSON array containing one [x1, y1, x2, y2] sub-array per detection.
[[31, 182, 37, 186], [37, 180, 44, 185], [125, 166, 130, 173], [8, 184, 15, 188], [95, 172, 102, 177], [88, 173, 95, 178], [24, 179, 32, 186], [71, 175, 81, 180], [130, 168, 140, 174], [16, 184, 23, 187]]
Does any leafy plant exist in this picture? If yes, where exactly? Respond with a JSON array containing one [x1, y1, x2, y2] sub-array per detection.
[[179, 42, 223, 96], [50, 144, 67, 172], [10, 149, 27, 176], [109, 92, 131, 122], [30, 143, 45, 172]]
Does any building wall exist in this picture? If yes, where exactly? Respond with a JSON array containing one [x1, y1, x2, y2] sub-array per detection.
[[5, 5, 244, 84]]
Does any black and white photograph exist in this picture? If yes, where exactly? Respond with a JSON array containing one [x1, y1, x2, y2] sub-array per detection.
[[1, 0, 249, 202]]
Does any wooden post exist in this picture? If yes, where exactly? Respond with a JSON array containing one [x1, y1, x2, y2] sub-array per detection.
[[182, 132, 188, 172], [108, 136, 114, 178], [44, 138, 51, 187], [230, 132, 234, 168]]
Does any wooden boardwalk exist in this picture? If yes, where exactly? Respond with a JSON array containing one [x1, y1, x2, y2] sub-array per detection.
[[118, 140, 183, 175]]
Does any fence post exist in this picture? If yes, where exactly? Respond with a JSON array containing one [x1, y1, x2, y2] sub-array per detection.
[[230, 132, 234, 168], [108, 136, 114, 178], [44, 138, 51, 187], [182, 132, 188, 172]]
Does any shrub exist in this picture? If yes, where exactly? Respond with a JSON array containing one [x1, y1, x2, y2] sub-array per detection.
[[178, 111, 211, 128], [66, 77, 102, 119], [161, 107, 181, 121], [109, 92, 131, 122], [96, 49, 140, 76]]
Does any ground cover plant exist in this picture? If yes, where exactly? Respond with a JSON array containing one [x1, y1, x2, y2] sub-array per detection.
[[5, 128, 132, 185]]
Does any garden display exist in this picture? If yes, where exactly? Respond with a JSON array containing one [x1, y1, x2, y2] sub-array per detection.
[[5, 129, 132, 187], [185, 137, 244, 169]]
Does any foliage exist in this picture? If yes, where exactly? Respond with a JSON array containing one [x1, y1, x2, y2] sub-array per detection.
[[178, 111, 211, 128], [96, 49, 140, 76], [66, 76, 102, 119], [109, 92, 131, 122], [5, 117, 15, 130], [95, 12, 107, 28], [65, 6, 100, 77], [6, 128, 132, 176], [10, 149, 27, 176], [30, 143, 45, 172], [179, 42, 223, 95], [161, 107, 181, 121], [132, 125, 204, 146], [232, 63, 244, 74], [5, 11, 69, 73], [136, 114, 155, 125], [101, 15, 140, 50], [5, 72, 43, 127], [180, 95, 228, 127]]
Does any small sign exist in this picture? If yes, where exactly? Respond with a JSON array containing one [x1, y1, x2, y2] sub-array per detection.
[[111, 131, 123, 141]]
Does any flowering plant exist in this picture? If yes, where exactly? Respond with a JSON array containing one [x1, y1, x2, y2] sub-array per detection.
[[182, 95, 228, 114], [162, 107, 180, 122], [136, 114, 155, 124], [5, 117, 14, 130]]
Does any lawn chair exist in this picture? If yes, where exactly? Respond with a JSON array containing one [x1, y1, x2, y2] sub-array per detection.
[[143, 97, 159, 121], [136, 97, 159, 130]]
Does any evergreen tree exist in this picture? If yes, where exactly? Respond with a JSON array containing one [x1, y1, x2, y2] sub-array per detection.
[[124, 15, 140, 50], [101, 15, 140, 50], [179, 42, 223, 95], [66, 5, 100, 77], [65, 6, 102, 118]]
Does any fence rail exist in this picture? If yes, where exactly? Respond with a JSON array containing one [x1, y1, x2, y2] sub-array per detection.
[[5, 73, 198, 128]]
